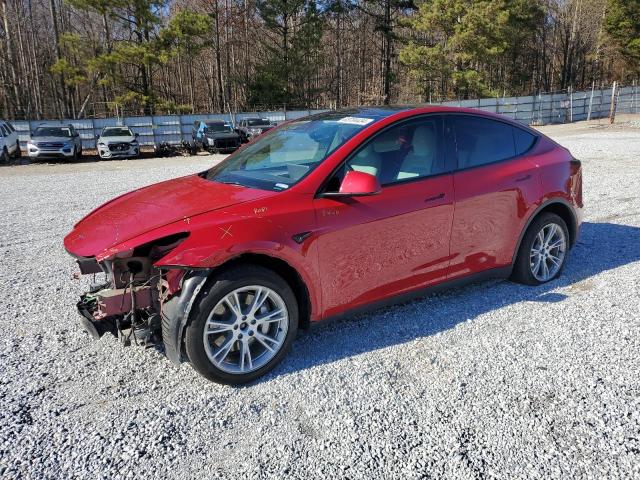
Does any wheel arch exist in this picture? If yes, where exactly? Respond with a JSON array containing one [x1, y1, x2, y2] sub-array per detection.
[[162, 251, 314, 365], [512, 198, 579, 264], [209, 253, 313, 331]]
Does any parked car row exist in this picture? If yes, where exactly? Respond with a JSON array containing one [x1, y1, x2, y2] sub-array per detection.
[[1, 116, 275, 163]]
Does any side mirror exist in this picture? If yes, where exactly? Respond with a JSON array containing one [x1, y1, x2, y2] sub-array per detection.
[[324, 170, 381, 197]]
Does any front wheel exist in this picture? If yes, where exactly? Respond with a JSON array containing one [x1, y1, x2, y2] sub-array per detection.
[[0, 147, 8, 164], [14, 141, 21, 158], [511, 212, 569, 285], [185, 265, 298, 385]]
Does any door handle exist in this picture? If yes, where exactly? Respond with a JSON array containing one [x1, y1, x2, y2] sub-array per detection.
[[425, 193, 445, 202], [516, 174, 532, 182]]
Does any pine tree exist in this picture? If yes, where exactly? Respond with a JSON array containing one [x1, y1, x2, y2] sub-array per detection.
[[400, 0, 542, 100], [604, 0, 640, 78], [249, 0, 324, 108]]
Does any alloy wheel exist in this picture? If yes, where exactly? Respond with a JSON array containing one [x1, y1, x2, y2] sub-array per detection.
[[202, 285, 289, 374], [529, 222, 566, 281]]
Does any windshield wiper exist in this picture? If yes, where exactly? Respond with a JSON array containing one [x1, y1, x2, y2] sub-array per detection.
[[215, 179, 246, 187]]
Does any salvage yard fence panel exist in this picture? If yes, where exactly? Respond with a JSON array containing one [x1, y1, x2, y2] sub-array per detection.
[[10, 84, 639, 150]]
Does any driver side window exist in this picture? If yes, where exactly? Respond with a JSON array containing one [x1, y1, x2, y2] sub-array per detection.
[[325, 116, 445, 192]]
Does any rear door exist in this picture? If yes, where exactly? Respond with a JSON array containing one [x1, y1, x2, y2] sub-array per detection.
[[313, 115, 456, 318], [447, 114, 541, 279]]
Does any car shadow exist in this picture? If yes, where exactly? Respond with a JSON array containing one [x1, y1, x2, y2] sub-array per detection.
[[263, 221, 640, 383]]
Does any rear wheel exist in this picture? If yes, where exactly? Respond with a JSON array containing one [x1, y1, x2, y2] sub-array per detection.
[[185, 265, 298, 385], [511, 212, 569, 285]]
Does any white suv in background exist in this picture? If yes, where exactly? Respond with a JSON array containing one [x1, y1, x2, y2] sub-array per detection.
[[0, 120, 21, 163], [97, 126, 140, 159]]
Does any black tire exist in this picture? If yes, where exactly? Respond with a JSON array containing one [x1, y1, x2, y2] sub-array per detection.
[[14, 141, 21, 158], [0, 147, 8, 164], [71, 147, 79, 162], [511, 212, 569, 285], [185, 265, 299, 385]]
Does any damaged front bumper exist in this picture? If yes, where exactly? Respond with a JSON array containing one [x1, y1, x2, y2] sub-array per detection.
[[70, 250, 208, 363], [76, 299, 114, 339]]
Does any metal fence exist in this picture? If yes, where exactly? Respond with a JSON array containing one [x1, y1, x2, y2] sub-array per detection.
[[437, 83, 639, 125], [10, 83, 639, 150]]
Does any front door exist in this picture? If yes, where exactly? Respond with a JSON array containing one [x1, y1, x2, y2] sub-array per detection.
[[313, 116, 455, 318]]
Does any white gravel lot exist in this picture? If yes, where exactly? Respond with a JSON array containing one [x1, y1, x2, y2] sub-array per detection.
[[1, 117, 639, 479]]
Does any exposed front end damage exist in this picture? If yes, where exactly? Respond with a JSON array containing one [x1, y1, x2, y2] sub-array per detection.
[[70, 234, 199, 355]]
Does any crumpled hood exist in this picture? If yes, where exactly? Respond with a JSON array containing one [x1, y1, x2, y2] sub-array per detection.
[[64, 174, 274, 258], [98, 135, 136, 144]]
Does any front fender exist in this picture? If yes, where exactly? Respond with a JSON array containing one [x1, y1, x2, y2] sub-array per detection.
[[161, 271, 209, 364], [156, 238, 321, 322]]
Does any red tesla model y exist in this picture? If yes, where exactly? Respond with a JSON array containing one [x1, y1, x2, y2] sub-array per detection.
[[64, 107, 583, 384]]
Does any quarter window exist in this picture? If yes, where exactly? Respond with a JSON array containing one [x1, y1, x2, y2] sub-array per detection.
[[513, 127, 536, 155], [453, 116, 516, 169]]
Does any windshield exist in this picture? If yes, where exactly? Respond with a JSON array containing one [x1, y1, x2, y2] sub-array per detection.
[[102, 127, 132, 137], [33, 127, 72, 137], [205, 123, 232, 133], [247, 119, 270, 126], [206, 114, 377, 191]]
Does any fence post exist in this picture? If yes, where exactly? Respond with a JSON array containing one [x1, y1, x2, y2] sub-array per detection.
[[609, 81, 618, 124], [587, 82, 595, 121], [569, 86, 573, 123], [538, 92, 543, 124]]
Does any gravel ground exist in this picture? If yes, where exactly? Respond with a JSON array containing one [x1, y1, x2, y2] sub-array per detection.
[[1, 117, 639, 479]]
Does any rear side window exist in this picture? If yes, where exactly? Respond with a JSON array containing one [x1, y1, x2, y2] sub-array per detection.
[[6, 122, 15, 133], [513, 127, 536, 155], [453, 116, 515, 169]]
